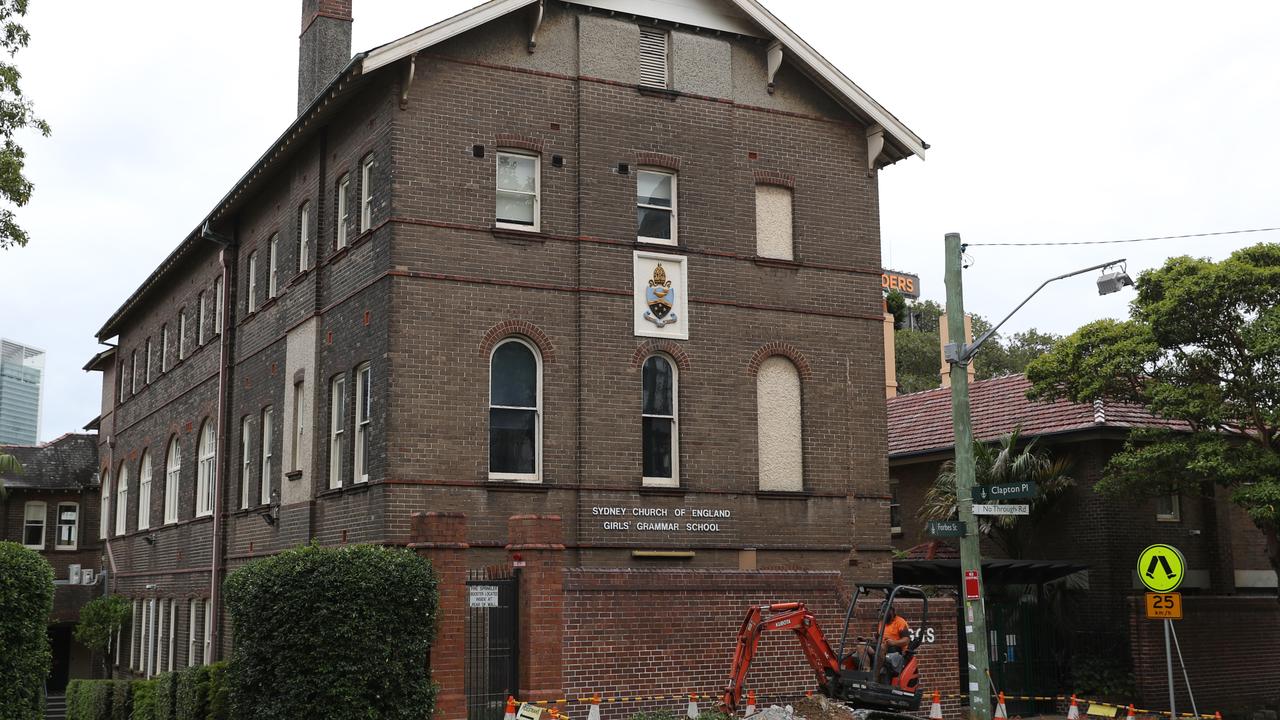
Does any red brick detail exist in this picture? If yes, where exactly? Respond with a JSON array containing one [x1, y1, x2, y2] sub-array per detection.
[[746, 343, 813, 380], [507, 516, 565, 699], [480, 320, 557, 362], [495, 133, 545, 154], [753, 169, 796, 189], [629, 340, 691, 372], [301, 0, 353, 33], [635, 151, 681, 171], [410, 512, 470, 720]]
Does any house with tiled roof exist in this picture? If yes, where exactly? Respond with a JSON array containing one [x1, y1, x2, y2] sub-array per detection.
[[886, 374, 1279, 710], [1, 432, 103, 692]]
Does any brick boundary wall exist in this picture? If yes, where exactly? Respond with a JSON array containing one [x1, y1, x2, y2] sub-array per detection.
[[1129, 595, 1280, 713]]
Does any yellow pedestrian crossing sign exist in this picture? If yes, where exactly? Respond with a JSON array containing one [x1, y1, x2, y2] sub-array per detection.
[[1138, 544, 1185, 592]]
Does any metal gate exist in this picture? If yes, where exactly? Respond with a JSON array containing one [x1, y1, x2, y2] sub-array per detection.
[[466, 569, 520, 720], [986, 599, 1062, 716]]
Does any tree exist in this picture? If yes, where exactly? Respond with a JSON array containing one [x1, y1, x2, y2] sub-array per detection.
[[918, 428, 1074, 558], [1026, 243, 1280, 597], [0, 451, 20, 498], [0, 541, 53, 719], [74, 595, 131, 679], [0, 0, 50, 250]]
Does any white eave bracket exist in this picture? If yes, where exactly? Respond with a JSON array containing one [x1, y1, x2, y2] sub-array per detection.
[[766, 40, 783, 94], [528, 0, 545, 53], [400, 54, 417, 110], [866, 124, 887, 172]]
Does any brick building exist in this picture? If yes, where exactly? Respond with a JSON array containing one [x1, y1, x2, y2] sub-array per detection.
[[887, 374, 1279, 709], [1, 432, 102, 692]]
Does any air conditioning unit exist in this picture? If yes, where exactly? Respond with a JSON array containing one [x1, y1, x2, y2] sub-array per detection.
[[81, 569, 95, 585], [69, 564, 82, 584]]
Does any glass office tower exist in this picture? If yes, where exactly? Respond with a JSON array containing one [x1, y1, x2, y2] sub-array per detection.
[[0, 338, 44, 445]]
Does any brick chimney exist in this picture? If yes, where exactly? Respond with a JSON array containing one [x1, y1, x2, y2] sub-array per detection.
[[298, 0, 353, 115]]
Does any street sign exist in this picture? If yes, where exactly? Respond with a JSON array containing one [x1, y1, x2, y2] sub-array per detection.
[[972, 481, 1038, 503], [972, 504, 1029, 516], [1145, 592, 1183, 620], [927, 520, 967, 538], [964, 570, 981, 600], [1137, 544, 1185, 593]]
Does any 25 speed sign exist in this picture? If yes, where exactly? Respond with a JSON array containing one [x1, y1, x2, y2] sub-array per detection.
[[1145, 592, 1182, 620]]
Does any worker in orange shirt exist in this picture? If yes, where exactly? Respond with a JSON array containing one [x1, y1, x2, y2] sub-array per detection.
[[861, 602, 911, 681]]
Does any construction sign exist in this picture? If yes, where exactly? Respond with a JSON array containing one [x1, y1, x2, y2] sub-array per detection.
[[1137, 544, 1185, 593], [1145, 592, 1183, 620]]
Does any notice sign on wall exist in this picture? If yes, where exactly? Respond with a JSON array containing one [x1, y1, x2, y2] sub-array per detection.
[[469, 585, 499, 608]]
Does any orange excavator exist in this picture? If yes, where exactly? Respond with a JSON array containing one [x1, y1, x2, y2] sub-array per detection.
[[720, 584, 928, 716]]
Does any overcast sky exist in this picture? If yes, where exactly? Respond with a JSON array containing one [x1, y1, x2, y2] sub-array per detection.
[[3, 1, 1277, 442]]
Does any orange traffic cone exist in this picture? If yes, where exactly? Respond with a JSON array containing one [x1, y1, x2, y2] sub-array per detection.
[[1067, 696, 1079, 720], [1215, 714, 1223, 720], [587, 696, 601, 720], [1126, 706, 1136, 720], [929, 691, 943, 720], [549, 709, 561, 720], [688, 693, 700, 719], [745, 690, 757, 717], [995, 693, 1008, 720], [504, 697, 518, 720]]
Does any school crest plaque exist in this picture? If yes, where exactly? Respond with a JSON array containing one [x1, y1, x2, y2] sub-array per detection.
[[633, 251, 688, 340], [643, 264, 678, 327]]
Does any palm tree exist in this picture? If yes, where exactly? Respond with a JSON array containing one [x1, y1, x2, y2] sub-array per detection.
[[0, 451, 21, 499], [918, 427, 1073, 559]]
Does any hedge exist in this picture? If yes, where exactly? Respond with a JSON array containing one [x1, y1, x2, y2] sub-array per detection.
[[154, 671, 178, 720], [132, 680, 157, 720], [0, 541, 54, 720], [65, 679, 121, 720], [111, 680, 133, 720], [223, 544, 439, 720]]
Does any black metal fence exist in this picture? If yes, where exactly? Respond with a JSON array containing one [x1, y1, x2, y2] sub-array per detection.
[[466, 568, 520, 720]]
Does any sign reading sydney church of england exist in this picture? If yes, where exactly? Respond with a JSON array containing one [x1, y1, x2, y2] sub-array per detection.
[[633, 251, 689, 340]]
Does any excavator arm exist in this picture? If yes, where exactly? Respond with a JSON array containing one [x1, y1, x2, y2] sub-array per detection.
[[720, 602, 853, 713]]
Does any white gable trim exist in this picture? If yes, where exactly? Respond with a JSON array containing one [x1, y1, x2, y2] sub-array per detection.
[[565, 0, 765, 37], [361, 0, 925, 160]]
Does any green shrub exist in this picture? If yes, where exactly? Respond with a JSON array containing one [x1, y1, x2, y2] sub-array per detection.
[[630, 712, 680, 720], [111, 680, 133, 720], [174, 665, 210, 720], [65, 679, 113, 720], [154, 672, 178, 720], [205, 662, 229, 720], [224, 543, 439, 720], [75, 596, 132, 678], [1070, 655, 1136, 701], [0, 542, 54, 720], [131, 680, 158, 720]]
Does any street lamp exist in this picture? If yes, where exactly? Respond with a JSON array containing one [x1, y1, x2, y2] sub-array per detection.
[[942, 234, 1132, 720]]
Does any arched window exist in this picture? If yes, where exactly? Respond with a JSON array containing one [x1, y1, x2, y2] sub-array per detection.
[[489, 338, 541, 481], [138, 451, 152, 531], [757, 356, 803, 491], [100, 469, 111, 540], [641, 355, 678, 486], [115, 462, 129, 536], [164, 437, 181, 524], [196, 421, 216, 517]]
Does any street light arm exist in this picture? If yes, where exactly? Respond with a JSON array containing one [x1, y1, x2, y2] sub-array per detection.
[[956, 258, 1125, 364]]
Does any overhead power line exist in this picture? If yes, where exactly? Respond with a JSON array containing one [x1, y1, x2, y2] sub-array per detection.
[[965, 226, 1280, 247]]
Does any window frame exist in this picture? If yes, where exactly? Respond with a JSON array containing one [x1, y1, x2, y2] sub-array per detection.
[[100, 470, 111, 540], [354, 363, 371, 484], [487, 337, 543, 483], [145, 337, 153, 385], [213, 275, 224, 336], [636, 168, 678, 246], [260, 406, 274, 506], [178, 309, 188, 361], [137, 451, 152, 531], [336, 173, 350, 249], [494, 151, 541, 232], [889, 479, 902, 536], [640, 354, 679, 487], [329, 374, 346, 489], [198, 291, 208, 346], [164, 437, 180, 524], [167, 598, 176, 672], [131, 349, 139, 395], [55, 502, 79, 550], [202, 600, 212, 665], [196, 421, 216, 518], [298, 201, 311, 272], [240, 416, 253, 510], [268, 233, 279, 299], [291, 380, 305, 473], [160, 324, 169, 373], [1156, 493, 1182, 522], [188, 598, 199, 667], [360, 155, 374, 233], [115, 462, 129, 537], [246, 250, 258, 313], [22, 501, 46, 549]]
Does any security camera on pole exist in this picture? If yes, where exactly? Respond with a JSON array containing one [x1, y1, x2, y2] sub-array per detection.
[[943, 233, 1133, 720]]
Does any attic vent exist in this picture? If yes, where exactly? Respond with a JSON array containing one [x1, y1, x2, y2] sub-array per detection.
[[639, 27, 669, 89]]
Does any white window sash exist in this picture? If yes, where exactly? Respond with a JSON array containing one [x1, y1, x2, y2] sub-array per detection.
[[330, 377, 345, 489], [138, 455, 152, 531], [354, 365, 370, 484], [178, 311, 188, 360], [188, 599, 198, 667], [337, 176, 350, 248], [261, 408, 274, 505], [198, 293, 207, 346], [214, 276, 224, 335], [100, 474, 111, 540], [167, 599, 176, 672], [55, 503, 78, 550], [161, 325, 169, 373], [131, 351, 139, 395], [487, 339, 543, 483], [145, 339, 153, 384], [292, 382, 305, 472], [360, 158, 373, 232], [241, 418, 252, 509], [268, 235, 279, 298], [247, 252, 258, 312], [115, 468, 129, 536], [495, 152, 540, 232], [23, 502, 46, 549], [636, 170, 677, 245], [165, 441, 181, 524], [203, 601, 213, 665], [299, 203, 311, 271]]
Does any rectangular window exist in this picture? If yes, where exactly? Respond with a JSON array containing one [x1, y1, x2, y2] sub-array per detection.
[[1156, 493, 1181, 522], [114, 626, 121, 667], [214, 276, 224, 336], [240, 416, 252, 510], [495, 152, 540, 231], [55, 503, 78, 550], [188, 599, 199, 667], [116, 466, 129, 536], [360, 155, 374, 233], [141, 600, 151, 677], [268, 233, 279, 298], [292, 380, 305, 472], [145, 338, 153, 384], [167, 599, 176, 672], [178, 309, 188, 361], [156, 599, 166, 675], [336, 174, 350, 249], [160, 324, 169, 373], [196, 424, 216, 518], [355, 363, 371, 484], [889, 480, 902, 536], [131, 350, 139, 395], [247, 251, 258, 313], [164, 441, 180, 525], [22, 501, 46, 549], [198, 292, 207, 346], [637, 170, 676, 244], [639, 26, 670, 88], [329, 375, 346, 489], [137, 455, 152, 531], [755, 185, 794, 260], [203, 601, 212, 665], [131, 599, 141, 671], [298, 202, 311, 271], [119, 362, 127, 403], [260, 406, 274, 506]]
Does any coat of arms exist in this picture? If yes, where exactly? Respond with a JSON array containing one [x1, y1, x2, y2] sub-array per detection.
[[643, 263, 678, 328]]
